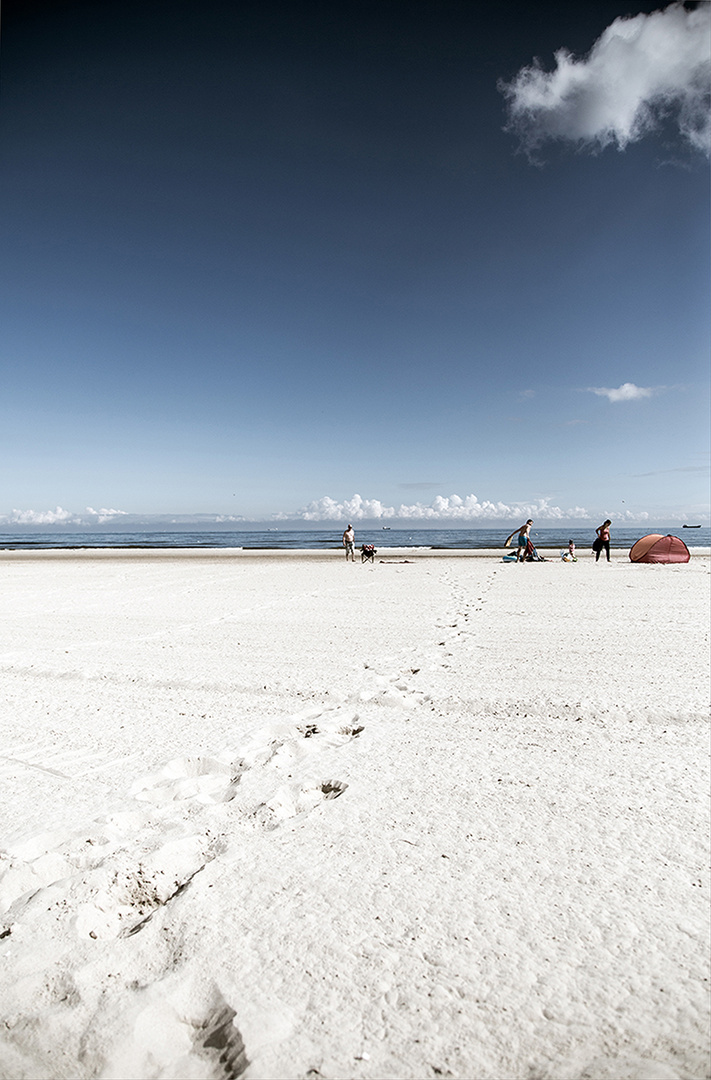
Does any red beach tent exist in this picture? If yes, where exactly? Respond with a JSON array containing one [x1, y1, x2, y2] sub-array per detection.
[[629, 534, 690, 563]]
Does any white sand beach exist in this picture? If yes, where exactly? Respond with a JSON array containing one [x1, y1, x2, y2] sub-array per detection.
[[0, 550, 708, 1080]]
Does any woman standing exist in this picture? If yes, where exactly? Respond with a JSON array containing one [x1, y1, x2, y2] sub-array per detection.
[[594, 519, 612, 562]]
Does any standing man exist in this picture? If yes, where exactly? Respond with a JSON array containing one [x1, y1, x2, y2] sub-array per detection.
[[505, 519, 533, 562], [342, 523, 355, 562]]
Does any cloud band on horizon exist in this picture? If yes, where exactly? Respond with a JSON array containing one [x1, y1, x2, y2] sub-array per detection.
[[5, 496, 709, 528], [3, 506, 129, 526], [277, 494, 592, 522], [0, 497, 593, 526]]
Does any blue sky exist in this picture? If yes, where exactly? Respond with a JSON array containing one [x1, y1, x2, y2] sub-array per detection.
[[1, 0, 709, 528]]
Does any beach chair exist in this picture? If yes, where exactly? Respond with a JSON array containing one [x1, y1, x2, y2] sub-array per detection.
[[360, 544, 377, 563]]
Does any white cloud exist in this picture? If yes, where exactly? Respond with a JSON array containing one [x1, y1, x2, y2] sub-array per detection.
[[588, 382, 656, 402], [85, 506, 129, 524], [278, 493, 591, 523], [614, 509, 651, 522], [1, 506, 129, 526], [4, 506, 80, 525], [500, 2, 711, 156]]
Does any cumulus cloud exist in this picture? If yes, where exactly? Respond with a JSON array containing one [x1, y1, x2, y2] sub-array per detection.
[[278, 493, 591, 523], [3, 506, 81, 526], [588, 382, 657, 402], [0, 506, 129, 526], [614, 509, 651, 521], [500, 2, 711, 156], [85, 506, 129, 524]]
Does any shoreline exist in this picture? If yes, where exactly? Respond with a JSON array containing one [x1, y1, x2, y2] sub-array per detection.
[[0, 545, 708, 561]]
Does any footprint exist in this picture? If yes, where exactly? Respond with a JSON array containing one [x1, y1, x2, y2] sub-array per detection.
[[281, 711, 364, 750], [320, 780, 348, 798], [296, 723, 319, 738], [0, 849, 76, 915], [338, 723, 364, 737], [74, 834, 216, 940], [263, 779, 349, 822], [197, 998, 249, 1080], [96, 983, 249, 1080], [131, 756, 245, 806]]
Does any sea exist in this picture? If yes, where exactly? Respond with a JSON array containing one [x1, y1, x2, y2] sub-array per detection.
[[1, 527, 708, 551]]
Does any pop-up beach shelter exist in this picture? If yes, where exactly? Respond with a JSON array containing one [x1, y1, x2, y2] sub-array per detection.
[[629, 534, 690, 563]]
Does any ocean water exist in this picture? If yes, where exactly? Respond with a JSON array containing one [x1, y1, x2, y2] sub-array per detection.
[[0, 527, 708, 551]]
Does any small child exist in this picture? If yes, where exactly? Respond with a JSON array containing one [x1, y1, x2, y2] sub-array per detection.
[[562, 540, 577, 562]]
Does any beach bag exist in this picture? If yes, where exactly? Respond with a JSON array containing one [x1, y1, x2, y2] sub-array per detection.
[[592, 537, 603, 553]]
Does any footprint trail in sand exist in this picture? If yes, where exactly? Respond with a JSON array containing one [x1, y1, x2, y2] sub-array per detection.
[[0, 555, 707, 1080]]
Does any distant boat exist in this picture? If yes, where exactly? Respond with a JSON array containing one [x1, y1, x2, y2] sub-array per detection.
[[382, 526, 391, 530], [682, 524, 701, 528]]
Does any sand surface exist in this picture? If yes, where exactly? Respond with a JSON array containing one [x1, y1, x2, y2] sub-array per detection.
[[0, 552, 708, 1080]]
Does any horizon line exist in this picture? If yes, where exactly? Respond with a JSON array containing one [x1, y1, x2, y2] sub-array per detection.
[[1, 517, 708, 532]]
